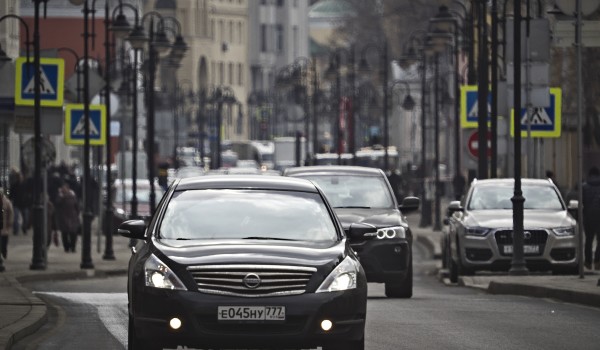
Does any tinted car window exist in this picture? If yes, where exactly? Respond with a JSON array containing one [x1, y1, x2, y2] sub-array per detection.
[[468, 185, 563, 210], [300, 175, 394, 208], [159, 189, 338, 241]]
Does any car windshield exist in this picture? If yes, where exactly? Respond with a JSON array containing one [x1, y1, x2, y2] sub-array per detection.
[[159, 189, 338, 241], [468, 185, 563, 210], [299, 174, 394, 208]]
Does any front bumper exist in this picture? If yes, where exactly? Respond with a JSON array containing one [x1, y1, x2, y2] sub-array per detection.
[[351, 239, 410, 282], [131, 287, 366, 349], [459, 228, 578, 271]]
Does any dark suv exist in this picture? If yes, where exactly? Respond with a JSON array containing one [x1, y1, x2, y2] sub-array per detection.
[[284, 166, 420, 298]]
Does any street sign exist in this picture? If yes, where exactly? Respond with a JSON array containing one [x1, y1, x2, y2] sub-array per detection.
[[460, 85, 491, 128], [467, 130, 492, 159], [510, 88, 562, 138], [14, 57, 65, 107], [64, 104, 107, 146]]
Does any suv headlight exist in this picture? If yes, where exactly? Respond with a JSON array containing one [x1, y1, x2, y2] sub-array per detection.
[[144, 254, 187, 290], [465, 227, 490, 237], [376, 226, 406, 239], [316, 256, 359, 293], [553, 227, 575, 236]]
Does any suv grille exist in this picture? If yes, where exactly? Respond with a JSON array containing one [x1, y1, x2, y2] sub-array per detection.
[[495, 229, 548, 245], [187, 264, 316, 297]]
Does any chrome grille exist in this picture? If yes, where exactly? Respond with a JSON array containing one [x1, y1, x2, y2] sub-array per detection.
[[187, 264, 317, 297]]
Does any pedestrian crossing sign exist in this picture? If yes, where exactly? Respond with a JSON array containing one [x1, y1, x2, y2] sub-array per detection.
[[510, 88, 562, 138], [14, 57, 65, 107], [460, 85, 491, 128], [64, 104, 107, 146]]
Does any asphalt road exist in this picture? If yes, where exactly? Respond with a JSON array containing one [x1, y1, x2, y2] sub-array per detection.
[[12, 241, 600, 350]]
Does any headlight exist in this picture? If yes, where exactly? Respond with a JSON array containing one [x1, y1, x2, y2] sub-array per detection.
[[376, 226, 406, 239], [144, 254, 187, 290], [316, 256, 359, 293], [553, 227, 575, 236], [465, 227, 490, 236]]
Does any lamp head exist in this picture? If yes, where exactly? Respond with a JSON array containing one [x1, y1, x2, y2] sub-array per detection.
[[111, 13, 132, 40], [127, 25, 148, 51]]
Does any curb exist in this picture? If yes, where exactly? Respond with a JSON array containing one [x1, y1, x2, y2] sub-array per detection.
[[1, 269, 128, 350], [487, 281, 600, 309], [0, 277, 47, 350]]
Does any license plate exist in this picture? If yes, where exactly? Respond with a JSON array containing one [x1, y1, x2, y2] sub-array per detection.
[[503, 245, 540, 254], [217, 306, 285, 321]]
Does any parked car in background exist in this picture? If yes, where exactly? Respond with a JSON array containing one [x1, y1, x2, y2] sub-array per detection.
[[174, 166, 205, 179], [113, 179, 164, 227], [284, 166, 420, 298], [119, 175, 367, 350], [444, 178, 579, 283]]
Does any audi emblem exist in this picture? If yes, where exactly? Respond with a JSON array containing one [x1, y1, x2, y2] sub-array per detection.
[[242, 273, 261, 289]]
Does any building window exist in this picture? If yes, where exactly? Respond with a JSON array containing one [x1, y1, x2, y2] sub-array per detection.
[[219, 62, 224, 85], [277, 0, 283, 6], [260, 24, 267, 52], [211, 19, 215, 39], [229, 63, 234, 85], [238, 63, 243, 85], [293, 0, 297, 7], [293, 26, 298, 58], [219, 20, 224, 42], [275, 24, 284, 53], [229, 21, 234, 43], [237, 22, 242, 44]]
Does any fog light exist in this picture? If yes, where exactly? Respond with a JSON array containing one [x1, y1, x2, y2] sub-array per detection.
[[169, 318, 182, 330], [321, 319, 333, 331]]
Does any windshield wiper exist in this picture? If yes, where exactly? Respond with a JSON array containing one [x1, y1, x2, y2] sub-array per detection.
[[242, 236, 298, 241], [334, 206, 371, 209]]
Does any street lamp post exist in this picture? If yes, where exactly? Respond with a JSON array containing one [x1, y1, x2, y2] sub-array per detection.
[[111, 3, 146, 221], [68, 0, 97, 269], [208, 87, 237, 169], [358, 42, 389, 171], [0, 14, 31, 271], [133, 12, 186, 214], [324, 47, 356, 164]]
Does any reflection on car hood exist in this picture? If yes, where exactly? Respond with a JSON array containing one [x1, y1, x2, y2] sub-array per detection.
[[464, 210, 575, 229], [334, 208, 403, 229], [154, 239, 346, 267]]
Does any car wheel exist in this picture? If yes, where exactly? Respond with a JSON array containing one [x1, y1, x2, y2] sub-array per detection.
[[385, 260, 413, 298], [323, 336, 365, 350]]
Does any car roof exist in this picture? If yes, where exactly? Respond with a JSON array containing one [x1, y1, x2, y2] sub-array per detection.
[[174, 175, 319, 192], [471, 178, 553, 187], [284, 165, 385, 177]]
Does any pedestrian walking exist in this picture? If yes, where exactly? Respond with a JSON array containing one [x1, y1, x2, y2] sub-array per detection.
[[582, 166, 600, 270], [55, 181, 81, 253], [0, 188, 15, 259]]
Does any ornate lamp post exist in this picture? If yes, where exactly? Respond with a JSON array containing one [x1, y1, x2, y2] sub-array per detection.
[[133, 12, 186, 214], [357, 41, 390, 171], [324, 47, 356, 164], [0, 13, 31, 271]]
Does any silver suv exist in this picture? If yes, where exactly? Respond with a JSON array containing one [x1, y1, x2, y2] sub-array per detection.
[[445, 178, 578, 282]]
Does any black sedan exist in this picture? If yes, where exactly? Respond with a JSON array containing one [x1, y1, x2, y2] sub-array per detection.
[[119, 175, 367, 350], [284, 166, 420, 298]]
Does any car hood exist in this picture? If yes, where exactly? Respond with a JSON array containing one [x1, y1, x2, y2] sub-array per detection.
[[463, 210, 575, 229], [334, 208, 404, 229], [154, 239, 347, 267]]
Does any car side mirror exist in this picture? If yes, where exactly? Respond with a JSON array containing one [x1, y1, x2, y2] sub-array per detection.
[[447, 200, 464, 214], [399, 196, 420, 213], [118, 220, 147, 240], [568, 200, 579, 218], [347, 223, 377, 239]]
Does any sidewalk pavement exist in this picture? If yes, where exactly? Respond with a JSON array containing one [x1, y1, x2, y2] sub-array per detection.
[[0, 220, 132, 350], [1, 211, 600, 350]]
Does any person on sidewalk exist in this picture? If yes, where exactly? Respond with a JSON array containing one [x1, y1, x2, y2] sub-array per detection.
[[582, 166, 600, 270], [55, 180, 81, 253], [0, 188, 15, 259]]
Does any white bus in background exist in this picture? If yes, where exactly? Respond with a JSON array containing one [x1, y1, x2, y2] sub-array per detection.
[[223, 140, 275, 170]]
